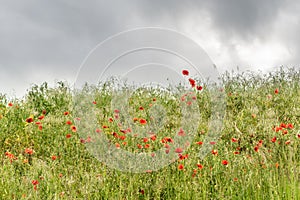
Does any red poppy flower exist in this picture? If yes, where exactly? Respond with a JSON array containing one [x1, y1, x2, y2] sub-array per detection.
[[258, 140, 263, 147], [197, 163, 203, 169], [38, 125, 43, 131], [150, 135, 156, 141], [8, 102, 13, 107], [274, 88, 279, 94], [139, 118, 147, 125], [178, 164, 184, 170], [119, 135, 126, 140], [182, 69, 189, 76], [38, 115, 44, 120], [5, 152, 15, 160], [139, 189, 145, 195], [178, 128, 185, 136], [254, 146, 259, 152], [285, 140, 291, 145], [271, 136, 277, 143], [222, 160, 229, 165], [166, 137, 173, 143], [26, 117, 34, 123], [196, 141, 203, 145], [188, 78, 196, 87], [95, 129, 101, 133], [119, 129, 127, 134], [25, 148, 34, 155], [282, 130, 288, 135], [196, 85, 203, 91], [64, 111, 69, 116], [132, 118, 138, 122], [112, 132, 118, 138], [211, 149, 218, 155], [297, 134, 300, 139], [143, 138, 148, 143], [161, 137, 173, 143], [71, 125, 77, 132], [51, 155, 57, 161], [66, 120, 72, 125], [287, 123, 293, 129], [178, 154, 185, 161], [66, 134, 72, 138], [231, 138, 238, 143], [280, 123, 287, 128], [92, 101, 97, 104], [115, 143, 120, 148], [144, 144, 150, 149], [181, 96, 185, 102], [80, 138, 86, 143], [86, 136, 92, 143], [175, 148, 183, 153], [32, 180, 39, 186], [139, 106, 144, 110], [192, 169, 197, 177]]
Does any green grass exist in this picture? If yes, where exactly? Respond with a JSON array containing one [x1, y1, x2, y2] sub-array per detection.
[[0, 67, 299, 199]]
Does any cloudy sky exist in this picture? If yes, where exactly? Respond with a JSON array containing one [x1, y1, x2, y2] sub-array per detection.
[[1, 0, 300, 98]]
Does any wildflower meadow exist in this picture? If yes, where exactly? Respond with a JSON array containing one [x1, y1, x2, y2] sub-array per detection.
[[0, 67, 299, 199]]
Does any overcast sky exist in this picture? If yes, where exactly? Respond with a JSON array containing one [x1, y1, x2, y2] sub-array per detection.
[[1, 0, 300, 98]]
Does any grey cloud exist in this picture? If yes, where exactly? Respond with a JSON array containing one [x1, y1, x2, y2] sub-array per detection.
[[0, 0, 291, 71], [134, 0, 285, 41], [203, 0, 284, 40], [0, 0, 300, 97], [0, 1, 135, 68]]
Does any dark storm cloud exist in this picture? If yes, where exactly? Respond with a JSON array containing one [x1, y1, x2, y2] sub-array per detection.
[[0, 1, 137, 70], [203, 0, 284, 40], [135, 0, 285, 40], [0, 0, 143, 96], [0, 0, 287, 70]]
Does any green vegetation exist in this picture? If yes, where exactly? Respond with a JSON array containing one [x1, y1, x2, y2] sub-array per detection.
[[0, 67, 299, 199]]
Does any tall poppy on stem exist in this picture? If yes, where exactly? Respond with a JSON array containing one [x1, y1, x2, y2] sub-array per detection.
[[182, 69, 189, 76]]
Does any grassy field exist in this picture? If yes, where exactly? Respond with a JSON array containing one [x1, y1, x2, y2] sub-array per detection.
[[0, 67, 299, 199]]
